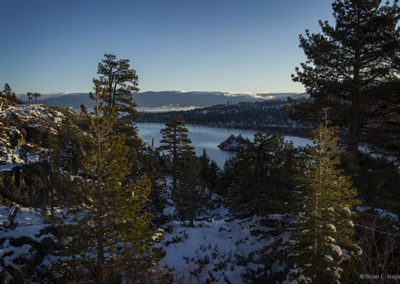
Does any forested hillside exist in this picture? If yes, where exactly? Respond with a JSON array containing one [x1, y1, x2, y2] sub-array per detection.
[[137, 98, 311, 136]]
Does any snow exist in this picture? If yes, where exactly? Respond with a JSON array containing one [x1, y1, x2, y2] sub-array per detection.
[[326, 236, 336, 243], [0, 146, 43, 172], [0, 104, 64, 125], [325, 254, 334, 262], [328, 224, 336, 232], [0, 104, 64, 172], [0, 242, 32, 270], [155, 203, 277, 283], [342, 206, 351, 216], [0, 205, 56, 273], [0, 164, 17, 172], [0, 206, 51, 240], [372, 208, 399, 222], [330, 244, 342, 257], [267, 213, 290, 220], [356, 205, 372, 212], [356, 206, 399, 222]]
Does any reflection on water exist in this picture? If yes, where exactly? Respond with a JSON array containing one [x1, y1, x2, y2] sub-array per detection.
[[137, 122, 311, 168]]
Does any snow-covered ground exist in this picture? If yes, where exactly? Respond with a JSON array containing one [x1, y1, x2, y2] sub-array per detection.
[[0, 145, 42, 172], [0, 198, 282, 283], [1, 199, 399, 282], [0, 206, 56, 278], [0, 104, 64, 125], [155, 195, 289, 283]]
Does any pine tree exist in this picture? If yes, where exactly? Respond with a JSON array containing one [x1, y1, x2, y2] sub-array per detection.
[[174, 150, 209, 226], [92, 53, 143, 164], [290, 0, 400, 158], [3, 83, 12, 96], [93, 53, 139, 117], [229, 131, 300, 217], [26, 92, 33, 104], [0, 83, 22, 105], [288, 118, 361, 283], [216, 158, 236, 197], [49, 109, 84, 176], [55, 85, 161, 283], [199, 149, 219, 191], [159, 115, 209, 225], [32, 92, 41, 104], [159, 115, 195, 192]]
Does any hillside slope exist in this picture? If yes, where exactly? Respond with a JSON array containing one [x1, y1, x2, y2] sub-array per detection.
[[137, 98, 311, 136]]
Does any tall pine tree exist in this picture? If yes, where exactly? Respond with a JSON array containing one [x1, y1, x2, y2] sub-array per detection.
[[159, 115, 209, 225], [290, 0, 400, 158], [159, 115, 195, 192], [288, 117, 361, 283], [93, 53, 139, 117], [55, 85, 161, 283]]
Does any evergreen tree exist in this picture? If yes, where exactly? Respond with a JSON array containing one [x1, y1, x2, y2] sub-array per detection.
[[199, 149, 219, 191], [50, 109, 84, 176], [3, 83, 12, 96], [159, 115, 209, 225], [32, 92, 41, 104], [138, 144, 167, 224], [94, 53, 139, 117], [46, 111, 83, 215], [174, 150, 209, 226], [92, 53, 142, 165], [26, 92, 33, 104], [216, 158, 236, 197], [288, 119, 361, 283], [0, 83, 22, 105], [55, 85, 161, 283], [229, 131, 300, 217], [290, 0, 400, 158], [159, 115, 195, 192]]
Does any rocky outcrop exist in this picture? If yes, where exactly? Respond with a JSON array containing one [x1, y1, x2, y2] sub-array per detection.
[[0, 105, 65, 207], [0, 163, 51, 207], [217, 135, 250, 152]]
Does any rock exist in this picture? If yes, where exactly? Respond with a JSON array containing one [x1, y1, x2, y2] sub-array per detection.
[[7, 127, 26, 148], [0, 163, 51, 207], [217, 135, 250, 152]]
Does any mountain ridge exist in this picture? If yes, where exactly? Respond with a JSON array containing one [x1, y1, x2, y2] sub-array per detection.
[[18, 91, 307, 110]]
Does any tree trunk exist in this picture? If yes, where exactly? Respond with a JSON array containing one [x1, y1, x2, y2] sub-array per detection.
[[172, 128, 177, 192], [349, 118, 360, 159], [349, 47, 362, 160], [95, 100, 104, 284]]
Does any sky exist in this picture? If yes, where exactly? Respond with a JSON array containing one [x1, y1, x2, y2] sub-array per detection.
[[0, 0, 334, 94]]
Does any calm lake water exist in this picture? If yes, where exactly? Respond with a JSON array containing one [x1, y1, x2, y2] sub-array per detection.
[[137, 122, 311, 168]]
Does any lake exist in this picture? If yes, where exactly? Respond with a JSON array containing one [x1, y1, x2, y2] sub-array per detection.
[[137, 122, 311, 168]]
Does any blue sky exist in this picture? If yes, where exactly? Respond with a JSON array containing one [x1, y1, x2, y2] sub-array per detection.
[[0, 0, 333, 94]]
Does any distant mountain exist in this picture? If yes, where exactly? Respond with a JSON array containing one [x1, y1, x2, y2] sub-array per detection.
[[137, 97, 312, 137], [21, 91, 308, 110]]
